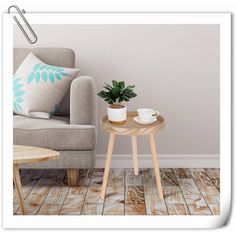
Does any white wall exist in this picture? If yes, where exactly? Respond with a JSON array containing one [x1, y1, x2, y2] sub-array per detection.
[[13, 24, 220, 166]]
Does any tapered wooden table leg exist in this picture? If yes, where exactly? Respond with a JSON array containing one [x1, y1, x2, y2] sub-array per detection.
[[131, 136, 139, 175], [13, 164, 25, 214], [149, 133, 164, 199], [101, 133, 116, 199]]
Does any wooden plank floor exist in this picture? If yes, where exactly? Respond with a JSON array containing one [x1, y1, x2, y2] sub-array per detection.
[[13, 168, 220, 215]]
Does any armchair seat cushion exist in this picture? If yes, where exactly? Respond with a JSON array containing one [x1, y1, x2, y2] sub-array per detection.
[[13, 115, 96, 151]]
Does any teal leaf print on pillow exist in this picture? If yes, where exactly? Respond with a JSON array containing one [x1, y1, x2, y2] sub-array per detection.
[[55, 73, 61, 80], [35, 72, 40, 83], [41, 71, 48, 82], [13, 75, 25, 111], [39, 65, 46, 70], [49, 72, 55, 83], [33, 64, 40, 71], [59, 72, 68, 76], [27, 72, 35, 83], [27, 63, 70, 84]]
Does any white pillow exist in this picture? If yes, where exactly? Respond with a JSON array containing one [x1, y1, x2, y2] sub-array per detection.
[[13, 52, 80, 119]]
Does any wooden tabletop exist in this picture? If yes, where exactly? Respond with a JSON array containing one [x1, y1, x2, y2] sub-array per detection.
[[13, 145, 59, 164], [101, 111, 165, 136]]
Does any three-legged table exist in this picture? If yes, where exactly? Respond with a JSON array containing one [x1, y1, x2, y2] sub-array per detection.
[[100, 111, 165, 199]]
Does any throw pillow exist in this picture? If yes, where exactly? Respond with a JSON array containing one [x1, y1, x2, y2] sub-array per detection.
[[13, 52, 80, 119]]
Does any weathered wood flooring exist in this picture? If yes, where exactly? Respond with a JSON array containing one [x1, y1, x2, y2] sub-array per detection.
[[13, 168, 220, 215]]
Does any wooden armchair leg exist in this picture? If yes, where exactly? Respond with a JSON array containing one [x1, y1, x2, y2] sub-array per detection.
[[67, 169, 79, 187]]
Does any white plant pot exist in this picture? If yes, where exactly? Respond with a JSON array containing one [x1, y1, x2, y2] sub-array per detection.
[[107, 105, 127, 124]]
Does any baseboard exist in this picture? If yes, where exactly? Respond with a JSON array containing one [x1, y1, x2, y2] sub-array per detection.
[[95, 154, 220, 168]]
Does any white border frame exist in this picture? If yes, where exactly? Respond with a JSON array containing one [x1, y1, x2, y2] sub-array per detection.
[[2, 13, 231, 229]]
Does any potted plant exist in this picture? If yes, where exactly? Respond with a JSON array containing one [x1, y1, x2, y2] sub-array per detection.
[[97, 80, 137, 124]]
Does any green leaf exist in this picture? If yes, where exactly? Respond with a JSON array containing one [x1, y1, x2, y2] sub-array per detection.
[[60, 72, 68, 76], [97, 80, 137, 105], [13, 77, 21, 86], [55, 73, 61, 80], [39, 65, 47, 70], [118, 81, 125, 89], [49, 73, 55, 83], [97, 91, 106, 98], [103, 85, 112, 91], [42, 71, 48, 82], [118, 97, 124, 103], [16, 97, 23, 103], [35, 72, 40, 83], [16, 103, 22, 111], [27, 72, 35, 84], [33, 64, 40, 71], [14, 83, 23, 92], [112, 80, 119, 88], [104, 83, 113, 90], [51, 66, 58, 71], [56, 68, 64, 72], [105, 97, 114, 104], [13, 102, 18, 111], [15, 90, 25, 97], [126, 85, 135, 89]]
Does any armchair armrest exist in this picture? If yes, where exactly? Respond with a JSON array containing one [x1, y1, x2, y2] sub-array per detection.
[[70, 76, 97, 125]]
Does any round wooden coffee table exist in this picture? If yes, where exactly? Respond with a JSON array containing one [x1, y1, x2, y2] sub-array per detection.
[[100, 111, 165, 199], [13, 145, 59, 214]]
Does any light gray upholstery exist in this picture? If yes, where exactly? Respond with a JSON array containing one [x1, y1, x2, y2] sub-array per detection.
[[70, 76, 97, 126], [13, 48, 96, 169], [20, 151, 95, 169], [14, 115, 96, 150], [13, 48, 75, 115]]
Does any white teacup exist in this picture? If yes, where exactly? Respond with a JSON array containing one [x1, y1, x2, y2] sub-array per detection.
[[137, 108, 159, 121]]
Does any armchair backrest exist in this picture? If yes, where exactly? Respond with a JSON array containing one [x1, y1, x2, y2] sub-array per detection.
[[13, 48, 75, 116]]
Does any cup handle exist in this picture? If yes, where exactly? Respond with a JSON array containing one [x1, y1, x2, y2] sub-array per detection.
[[153, 111, 160, 117]]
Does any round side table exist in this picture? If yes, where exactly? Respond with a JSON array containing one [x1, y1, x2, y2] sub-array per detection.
[[13, 145, 59, 214], [100, 111, 165, 199]]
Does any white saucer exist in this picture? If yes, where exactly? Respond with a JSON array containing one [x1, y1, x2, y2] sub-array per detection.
[[133, 116, 157, 125]]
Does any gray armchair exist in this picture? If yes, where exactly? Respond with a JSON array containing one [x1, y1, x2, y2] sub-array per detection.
[[13, 48, 97, 186]]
